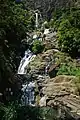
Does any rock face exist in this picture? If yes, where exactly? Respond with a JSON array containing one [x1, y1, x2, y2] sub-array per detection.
[[39, 95, 47, 106], [48, 64, 60, 78], [29, 49, 59, 75], [43, 30, 58, 50], [39, 75, 80, 117], [28, 47, 80, 119], [24, 0, 79, 19]]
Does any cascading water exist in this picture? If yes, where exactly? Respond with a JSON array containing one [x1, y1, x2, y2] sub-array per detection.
[[21, 82, 35, 106], [17, 10, 41, 106], [17, 49, 36, 106], [18, 50, 36, 74], [35, 12, 38, 28], [45, 64, 50, 75]]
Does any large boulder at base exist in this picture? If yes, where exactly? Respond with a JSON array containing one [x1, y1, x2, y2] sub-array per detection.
[[39, 95, 48, 106], [39, 75, 80, 116]]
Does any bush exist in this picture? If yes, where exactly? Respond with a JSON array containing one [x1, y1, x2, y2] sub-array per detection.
[[0, 0, 35, 43], [54, 51, 80, 76], [57, 20, 80, 56], [50, 8, 80, 57], [57, 63, 80, 76], [0, 102, 73, 120], [32, 40, 44, 54]]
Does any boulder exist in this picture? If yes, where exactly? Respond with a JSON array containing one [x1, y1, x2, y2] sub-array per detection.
[[38, 75, 80, 117], [39, 95, 47, 106], [48, 64, 60, 78]]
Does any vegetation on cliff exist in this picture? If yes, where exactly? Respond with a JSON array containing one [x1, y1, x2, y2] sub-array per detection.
[[0, 0, 35, 103], [50, 7, 80, 57], [0, 0, 80, 120], [32, 40, 44, 54]]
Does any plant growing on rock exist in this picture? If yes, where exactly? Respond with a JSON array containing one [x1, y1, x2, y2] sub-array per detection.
[[32, 40, 44, 54], [57, 63, 80, 76]]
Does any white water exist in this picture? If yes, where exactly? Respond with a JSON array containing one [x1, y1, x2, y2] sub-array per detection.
[[18, 50, 36, 74], [44, 29, 49, 35], [21, 81, 35, 106], [35, 12, 38, 28], [17, 11, 39, 106], [17, 49, 36, 105], [45, 64, 50, 75]]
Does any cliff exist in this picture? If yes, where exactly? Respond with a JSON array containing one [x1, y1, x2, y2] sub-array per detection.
[[24, 0, 80, 19]]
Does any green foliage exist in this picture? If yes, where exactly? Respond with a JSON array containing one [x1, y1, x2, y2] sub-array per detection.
[[50, 8, 80, 56], [0, 0, 35, 43], [32, 40, 44, 54], [57, 21, 80, 56], [40, 107, 58, 120], [0, 102, 43, 120], [0, 102, 17, 120], [57, 63, 80, 76], [0, 0, 35, 104], [54, 51, 80, 76], [0, 102, 60, 120]]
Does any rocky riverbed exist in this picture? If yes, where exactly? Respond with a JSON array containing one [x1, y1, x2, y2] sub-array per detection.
[[27, 47, 80, 119]]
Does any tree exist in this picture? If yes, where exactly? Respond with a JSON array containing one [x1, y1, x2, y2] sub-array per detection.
[[0, 0, 35, 103], [50, 8, 80, 57]]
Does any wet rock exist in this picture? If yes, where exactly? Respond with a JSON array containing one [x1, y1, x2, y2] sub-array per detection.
[[43, 31, 58, 50], [38, 75, 80, 117], [39, 95, 47, 106], [48, 64, 60, 78], [29, 49, 60, 75]]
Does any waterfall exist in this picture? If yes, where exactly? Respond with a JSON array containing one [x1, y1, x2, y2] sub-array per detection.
[[45, 64, 50, 75], [17, 10, 41, 106], [17, 49, 36, 106], [35, 12, 38, 28], [18, 50, 36, 74], [21, 82, 35, 106]]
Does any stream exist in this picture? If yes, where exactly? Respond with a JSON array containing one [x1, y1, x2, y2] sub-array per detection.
[[17, 10, 40, 106], [17, 10, 50, 106], [17, 49, 36, 106]]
